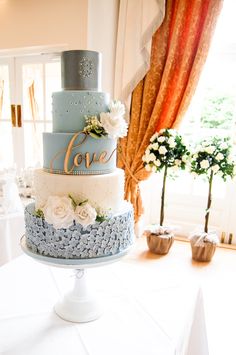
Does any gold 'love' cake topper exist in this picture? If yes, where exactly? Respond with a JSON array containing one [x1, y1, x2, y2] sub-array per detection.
[[49, 131, 116, 175]]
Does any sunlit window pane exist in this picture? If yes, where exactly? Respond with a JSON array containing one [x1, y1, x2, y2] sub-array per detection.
[[45, 62, 61, 120], [23, 122, 44, 167], [0, 65, 11, 120]]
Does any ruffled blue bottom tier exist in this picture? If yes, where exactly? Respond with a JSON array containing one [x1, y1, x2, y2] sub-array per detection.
[[25, 203, 134, 259]]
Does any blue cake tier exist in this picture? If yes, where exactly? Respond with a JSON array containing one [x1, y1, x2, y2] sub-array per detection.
[[43, 132, 117, 175], [52, 91, 110, 133], [25, 203, 134, 259]]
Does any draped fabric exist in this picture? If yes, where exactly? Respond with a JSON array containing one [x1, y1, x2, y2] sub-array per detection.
[[114, 0, 166, 112], [0, 80, 4, 120], [118, 0, 223, 223]]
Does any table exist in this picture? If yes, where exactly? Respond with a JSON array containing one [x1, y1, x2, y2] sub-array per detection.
[[0, 252, 208, 355]]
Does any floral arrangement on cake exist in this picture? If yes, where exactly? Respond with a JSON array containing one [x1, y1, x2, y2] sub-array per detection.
[[35, 195, 108, 229], [142, 128, 190, 227], [190, 136, 235, 236], [83, 100, 128, 139]]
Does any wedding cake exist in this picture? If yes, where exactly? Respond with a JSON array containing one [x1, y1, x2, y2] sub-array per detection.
[[24, 50, 134, 259]]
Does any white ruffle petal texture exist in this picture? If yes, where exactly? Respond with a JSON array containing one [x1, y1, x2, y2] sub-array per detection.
[[100, 111, 128, 139]]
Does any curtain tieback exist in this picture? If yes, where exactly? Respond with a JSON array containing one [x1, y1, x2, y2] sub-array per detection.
[[118, 146, 140, 185]]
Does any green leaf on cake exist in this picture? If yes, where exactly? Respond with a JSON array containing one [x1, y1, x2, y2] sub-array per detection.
[[68, 194, 77, 209], [96, 215, 107, 223], [34, 209, 44, 218], [78, 199, 89, 206]]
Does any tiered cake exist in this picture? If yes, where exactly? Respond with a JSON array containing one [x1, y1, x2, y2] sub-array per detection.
[[25, 50, 134, 259]]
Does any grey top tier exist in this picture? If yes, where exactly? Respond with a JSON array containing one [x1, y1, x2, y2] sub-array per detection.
[[61, 50, 102, 91]]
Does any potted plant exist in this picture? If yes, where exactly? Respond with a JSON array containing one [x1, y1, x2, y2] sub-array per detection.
[[142, 128, 190, 254], [190, 136, 235, 261]]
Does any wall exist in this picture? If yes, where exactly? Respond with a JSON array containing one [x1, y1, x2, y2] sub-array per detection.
[[87, 0, 119, 95], [0, 0, 88, 51]]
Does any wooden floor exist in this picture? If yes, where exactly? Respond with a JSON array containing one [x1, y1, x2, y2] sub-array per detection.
[[126, 237, 236, 355]]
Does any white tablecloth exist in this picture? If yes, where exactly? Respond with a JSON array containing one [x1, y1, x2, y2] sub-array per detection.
[[0, 212, 25, 266], [0, 254, 208, 355]]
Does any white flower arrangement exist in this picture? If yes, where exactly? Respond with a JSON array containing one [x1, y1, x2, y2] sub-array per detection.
[[143, 128, 190, 227], [190, 136, 235, 233], [83, 100, 128, 139], [35, 194, 108, 229]]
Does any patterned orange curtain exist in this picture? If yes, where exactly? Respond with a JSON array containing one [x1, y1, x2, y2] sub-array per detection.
[[0, 80, 4, 120], [118, 0, 223, 222]]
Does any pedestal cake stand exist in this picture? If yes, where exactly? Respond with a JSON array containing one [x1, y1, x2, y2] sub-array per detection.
[[20, 235, 131, 323]]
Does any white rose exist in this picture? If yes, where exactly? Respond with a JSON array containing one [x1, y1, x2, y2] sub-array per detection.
[[175, 159, 181, 166], [151, 143, 159, 150], [150, 132, 158, 142], [205, 146, 215, 154], [151, 166, 157, 173], [220, 142, 228, 149], [74, 203, 97, 227], [142, 154, 150, 163], [159, 145, 167, 155], [145, 164, 152, 172], [43, 196, 74, 229], [217, 171, 223, 177], [168, 137, 176, 148], [109, 101, 125, 118], [148, 153, 156, 162], [215, 153, 224, 161], [158, 136, 166, 143], [100, 112, 128, 138], [154, 159, 161, 167], [200, 160, 210, 169], [182, 155, 188, 163], [211, 165, 220, 174]]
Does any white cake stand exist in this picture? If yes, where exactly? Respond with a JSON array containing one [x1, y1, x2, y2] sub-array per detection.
[[20, 236, 131, 323]]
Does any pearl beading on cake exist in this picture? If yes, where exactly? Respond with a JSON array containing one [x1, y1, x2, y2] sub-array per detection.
[[43, 168, 114, 175], [25, 203, 134, 259], [52, 92, 106, 118], [78, 57, 94, 78]]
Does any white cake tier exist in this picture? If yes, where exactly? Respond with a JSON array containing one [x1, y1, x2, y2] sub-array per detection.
[[34, 168, 125, 213]]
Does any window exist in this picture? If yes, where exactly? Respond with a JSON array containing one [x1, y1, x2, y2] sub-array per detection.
[[141, 1, 236, 243], [0, 54, 61, 171]]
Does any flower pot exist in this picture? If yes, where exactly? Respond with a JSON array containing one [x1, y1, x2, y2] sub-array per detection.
[[145, 226, 174, 255], [190, 232, 218, 262]]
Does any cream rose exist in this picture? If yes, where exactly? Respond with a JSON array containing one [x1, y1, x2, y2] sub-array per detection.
[[168, 137, 176, 148], [74, 203, 97, 227], [211, 164, 220, 174], [215, 153, 224, 161], [100, 112, 128, 139], [159, 145, 168, 155], [43, 196, 75, 229], [154, 159, 161, 167], [158, 136, 166, 143], [200, 160, 210, 169], [205, 146, 215, 154], [150, 132, 158, 142], [145, 164, 152, 172]]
